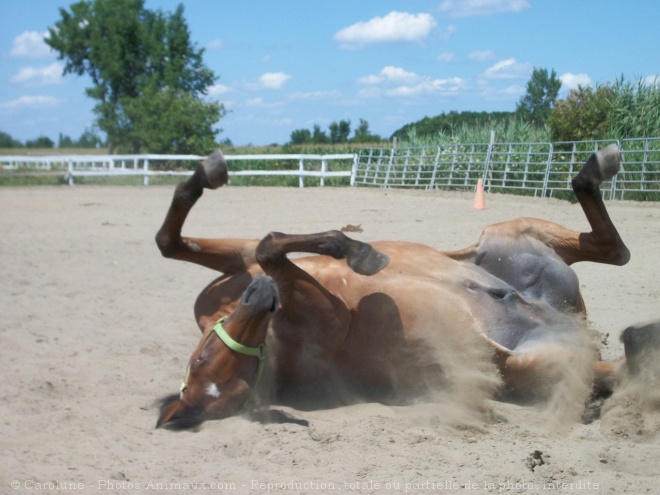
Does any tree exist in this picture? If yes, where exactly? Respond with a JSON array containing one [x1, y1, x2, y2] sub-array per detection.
[[122, 84, 221, 154], [46, 0, 223, 153], [547, 85, 614, 142], [76, 128, 105, 148], [25, 136, 55, 148], [352, 118, 382, 143], [0, 131, 23, 148], [329, 120, 351, 144], [311, 124, 329, 144], [516, 68, 562, 125], [289, 128, 311, 145]]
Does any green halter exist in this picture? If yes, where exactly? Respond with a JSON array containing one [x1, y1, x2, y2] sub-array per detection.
[[179, 316, 267, 400]]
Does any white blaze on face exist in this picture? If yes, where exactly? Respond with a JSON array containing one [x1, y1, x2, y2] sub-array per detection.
[[205, 382, 221, 398]]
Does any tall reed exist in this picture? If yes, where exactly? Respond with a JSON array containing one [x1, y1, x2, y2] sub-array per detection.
[[400, 118, 551, 147]]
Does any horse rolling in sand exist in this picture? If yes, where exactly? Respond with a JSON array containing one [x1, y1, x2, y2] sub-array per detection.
[[155, 145, 656, 430]]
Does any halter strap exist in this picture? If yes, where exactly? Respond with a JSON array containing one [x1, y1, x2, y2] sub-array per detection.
[[179, 316, 267, 401], [212, 317, 266, 360]]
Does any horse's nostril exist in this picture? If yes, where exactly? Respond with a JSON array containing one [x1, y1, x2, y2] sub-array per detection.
[[242, 284, 257, 305]]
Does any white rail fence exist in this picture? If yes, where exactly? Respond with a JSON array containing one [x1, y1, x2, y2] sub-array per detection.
[[354, 137, 660, 200], [0, 153, 357, 187], [2, 138, 659, 199]]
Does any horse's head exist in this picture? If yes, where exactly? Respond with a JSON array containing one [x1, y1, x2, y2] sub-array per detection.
[[156, 275, 279, 430]]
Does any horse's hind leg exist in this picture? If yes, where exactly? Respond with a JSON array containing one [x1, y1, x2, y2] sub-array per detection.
[[155, 150, 258, 274], [566, 144, 630, 265], [450, 145, 630, 267]]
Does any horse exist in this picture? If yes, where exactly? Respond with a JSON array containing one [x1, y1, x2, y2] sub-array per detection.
[[154, 145, 650, 430]]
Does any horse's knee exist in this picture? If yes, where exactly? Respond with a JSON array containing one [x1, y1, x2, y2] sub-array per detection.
[[155, 230, 178, 258], [255, 232, 286, 266]]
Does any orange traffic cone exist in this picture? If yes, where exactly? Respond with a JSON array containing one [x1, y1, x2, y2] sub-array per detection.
[[472, 179, 486, 210]]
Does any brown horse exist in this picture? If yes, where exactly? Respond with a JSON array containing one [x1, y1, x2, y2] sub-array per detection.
[[155, 145, 640, 430]]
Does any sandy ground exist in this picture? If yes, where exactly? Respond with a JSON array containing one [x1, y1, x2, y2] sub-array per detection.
[[1, 184, 659, 494]]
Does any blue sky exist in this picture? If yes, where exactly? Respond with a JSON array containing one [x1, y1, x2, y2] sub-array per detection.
[[1, 0, 659, 146]]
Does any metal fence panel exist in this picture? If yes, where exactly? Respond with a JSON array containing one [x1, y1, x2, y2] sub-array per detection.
[[355, 138, 660, 200]]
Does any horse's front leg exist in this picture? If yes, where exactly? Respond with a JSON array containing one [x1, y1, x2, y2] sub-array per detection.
[[253, 231, 389, 398], [155, 150, 259, 274]]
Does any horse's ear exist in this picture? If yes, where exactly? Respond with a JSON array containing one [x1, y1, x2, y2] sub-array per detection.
[[156, 396, 203, 430]]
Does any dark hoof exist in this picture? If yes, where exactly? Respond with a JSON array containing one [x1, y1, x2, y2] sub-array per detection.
[[201, 149, 228, 189], [347, 242, 390, 276], [622, 320, 660, 376]]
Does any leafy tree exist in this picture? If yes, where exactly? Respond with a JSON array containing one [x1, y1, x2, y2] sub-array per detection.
[[58, 133, 75, 148], [352, 118, 382, 143], [547, 85, 614, 142], [0, 131, 23, 148], [122, 85, 221, 154], [311, 124, 329, 144], [46, 0, 223, 153], [25, 136, 55, 148], [77, 128, 105, 148], [329, 120, 351, 144], [289, 128, 311, 145], [516, 68, 562, 125]]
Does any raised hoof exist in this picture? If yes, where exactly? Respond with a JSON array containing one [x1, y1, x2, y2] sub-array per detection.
[[595, 144, 620, 182], [346, 242, 390, 276], [622, 320, 660, 376], [572, 144, 620, 191], [201, 149, 228, 189]]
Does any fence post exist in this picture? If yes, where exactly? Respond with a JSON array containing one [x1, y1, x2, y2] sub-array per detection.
[[350, 154, 358, 187], [143, 159, 149, 186], [67, 159, 74, 186], [384, 148, 395, 187], [320, 158, 327, 187], [483, 130, 495, 190], [541, 144, 553, 197], [298, 159, 304, 188]]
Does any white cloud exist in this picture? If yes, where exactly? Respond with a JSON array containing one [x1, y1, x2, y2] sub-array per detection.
[[258, 72, 291, 90], [207, 83, 233, 96], [559, 73, 591, 91], [358, 66, 465, 98], [477, 79, 525, 101], [245, 97, 284, 108], [206, 39, 225, 50], [289, 90, 341, 100], [645, 75, 660, 87], [483, 58, 532, 79], [468, 49, 496, 61], [438, 24, 458, 41], [0, 95, 60, 111], [10, 62, 64, 86], [438, 0, 530, 18], [334, 11, 437, 49], [386, 77, 465, 97], [10, 31, 53, 58], [437, 52, 455, 62], [359, 66, 419, 85]]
